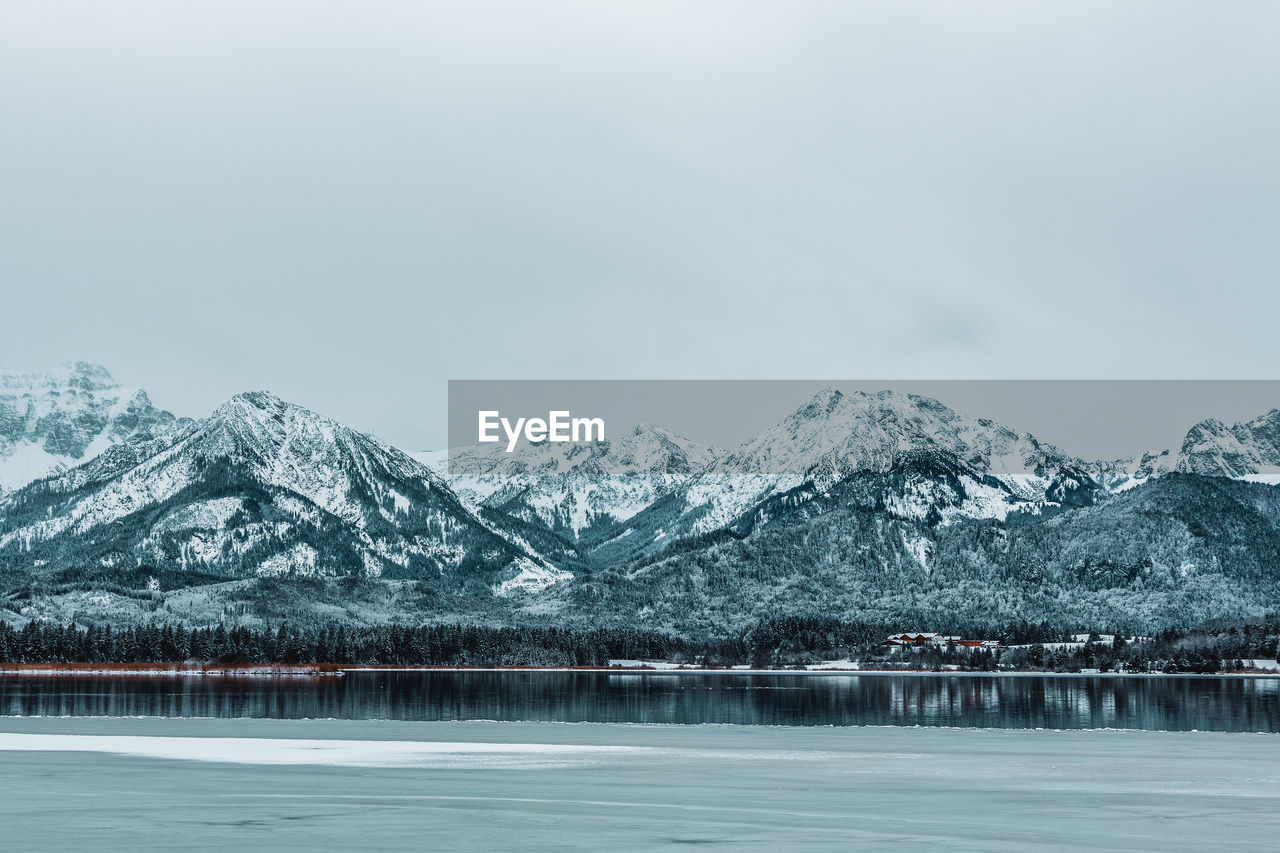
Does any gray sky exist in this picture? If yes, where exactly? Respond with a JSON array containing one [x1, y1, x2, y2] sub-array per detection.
[[2, 2, 1278, 450]]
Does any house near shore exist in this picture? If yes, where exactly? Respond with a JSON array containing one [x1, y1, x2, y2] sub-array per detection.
[[882, 632, 943, 647], [882, 633, 1000, 650]]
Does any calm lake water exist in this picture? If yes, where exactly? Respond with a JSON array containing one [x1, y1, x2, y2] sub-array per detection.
[[2, 671, 1277, 731]]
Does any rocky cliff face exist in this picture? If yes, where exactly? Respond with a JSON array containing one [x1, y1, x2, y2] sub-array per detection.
[[1177, 410, 1280, 479]]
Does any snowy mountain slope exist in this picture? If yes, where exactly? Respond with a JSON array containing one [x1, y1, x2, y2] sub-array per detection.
[[431, 423, 722, 544], [406, 449, 448, 478], [0, 392, 557, 594], [533, 472, 1280, 635], [1090, 449, 1177, 492], [0, 362, 185, 492]]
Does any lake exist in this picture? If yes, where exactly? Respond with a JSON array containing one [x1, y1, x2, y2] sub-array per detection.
[[2, 670, 1278, 731]]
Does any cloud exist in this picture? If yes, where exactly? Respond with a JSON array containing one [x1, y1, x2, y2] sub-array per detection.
[[1, 2, 1277, 446]]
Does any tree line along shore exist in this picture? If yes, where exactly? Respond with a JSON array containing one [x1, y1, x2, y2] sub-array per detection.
[[0, 617, 1276, 673]]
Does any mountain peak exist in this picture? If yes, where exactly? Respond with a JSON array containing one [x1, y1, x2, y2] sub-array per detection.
[[797, 388, 845, 418], [1, 361, 118, 393], [213, 390, 289, 420], [200, 392, 367, 469], [658, 385, 1080, 534], [57, 361, 117, 388]]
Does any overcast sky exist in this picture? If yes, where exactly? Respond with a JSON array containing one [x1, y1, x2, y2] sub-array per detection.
[[2, 2, 1278, 450]]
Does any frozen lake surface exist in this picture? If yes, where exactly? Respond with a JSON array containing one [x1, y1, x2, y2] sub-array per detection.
[[0, 717, 1277, 850]]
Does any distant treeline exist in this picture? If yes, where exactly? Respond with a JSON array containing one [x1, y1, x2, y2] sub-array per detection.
[[0, 622, 689, 668], [994, 623, 1280, 674], [0, 616, 1275, 670], [0, 615, 1043, 668]]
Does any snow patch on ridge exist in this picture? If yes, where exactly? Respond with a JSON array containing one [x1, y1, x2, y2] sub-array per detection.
[[492, 558, 573, 596], [257, 543, 320, 577]]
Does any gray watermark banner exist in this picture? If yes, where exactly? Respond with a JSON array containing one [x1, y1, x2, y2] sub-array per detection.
[[446, 380, 1280, 478]]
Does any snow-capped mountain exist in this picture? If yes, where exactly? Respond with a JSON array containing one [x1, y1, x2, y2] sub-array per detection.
[[708, 387, 1089, 498], [0, 391, 557, 593], [430, 423, 721, 543], [0, 362, 185, 492], [1, 369, 1278, 632], [588, 389, 1099, 562], [548, 471, 1280, 635], [1177, 410, 1280, 481]]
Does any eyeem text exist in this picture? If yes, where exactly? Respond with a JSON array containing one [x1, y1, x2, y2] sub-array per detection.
[[478, 411, 606, 452]]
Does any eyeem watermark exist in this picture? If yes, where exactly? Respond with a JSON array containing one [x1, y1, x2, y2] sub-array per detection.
[[450, 378, 1280, 475], [478, 411, 606, 452]]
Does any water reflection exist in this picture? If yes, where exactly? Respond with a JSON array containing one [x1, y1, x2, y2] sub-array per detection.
[[0, 672, 1276, 731]]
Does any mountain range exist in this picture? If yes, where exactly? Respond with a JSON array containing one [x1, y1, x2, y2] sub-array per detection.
[[1, 363, 1277, 634]]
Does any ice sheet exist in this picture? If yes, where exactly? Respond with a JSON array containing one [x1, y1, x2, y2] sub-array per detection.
[[0, 718, 1277, 851]]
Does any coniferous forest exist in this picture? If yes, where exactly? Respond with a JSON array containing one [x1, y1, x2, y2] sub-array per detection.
[[0, 622, 686, 668]]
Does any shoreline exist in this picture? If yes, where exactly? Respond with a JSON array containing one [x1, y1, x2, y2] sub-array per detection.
[[0, 663, 1277, 678], [0, 663, 343, 677]]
